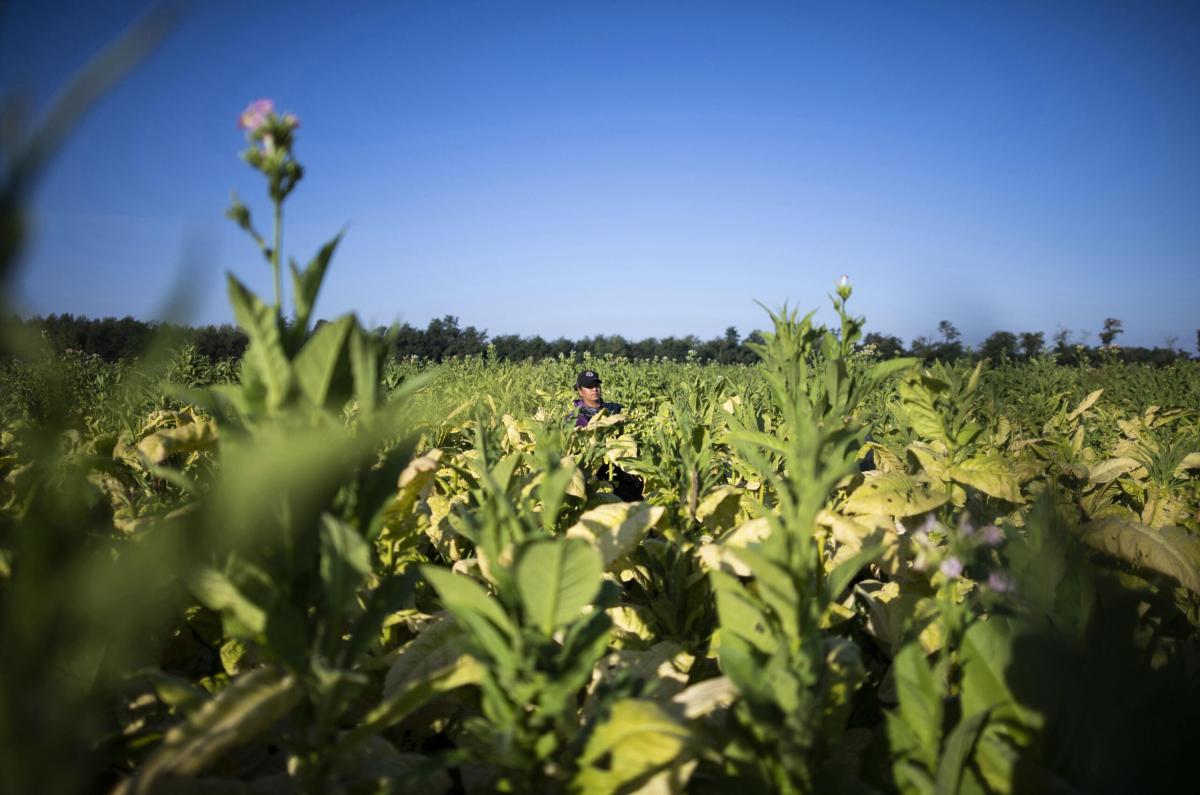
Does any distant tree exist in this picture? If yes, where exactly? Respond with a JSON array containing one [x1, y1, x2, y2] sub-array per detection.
[[861, 332, 906, 360], [931, 321, 964, 361], [1019, 331, 1044, 359], [980, 331, 1019, 362], [910, 335, 935, 362], [422, 315, 487, 359], [1052, 327, 1072, 355], [1099, 318, 1124, 347], [489, 334, 526, 359]]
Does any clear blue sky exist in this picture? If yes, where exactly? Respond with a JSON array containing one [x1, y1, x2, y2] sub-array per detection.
[[3, 0, 1198, 348]]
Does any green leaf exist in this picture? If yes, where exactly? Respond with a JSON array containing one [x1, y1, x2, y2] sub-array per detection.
[[825, 544, 883, 603], [898, 371, 953, 447], [959, 619, 1040, 732], [114, 667, 300, 794], [515, 537, 603, 633], [844, 472, 951, 517], [421, 566, 518, 664], [187, 567, 267, 636], [892, 643, 942, 766], [383, 617, 467, 700], [318, 514, 371, 628], [947, 454, 1023, 503], [227, 273, 291, 411], [867, 357, 919, 386], [290, 231, 341, 335], [349, 324, 381, 413], [733, 546, 798, 636], [574, 699, 694, 795], [935, 710, 990, 795], [292, 315, 353, 409], [345, 655, 484, 753], [340, 571, 418, 668], [1077, 518, 1200, 594], [711, 569, 776, 655], [908, 441, 951, 482], [565, 501, 666, 570]]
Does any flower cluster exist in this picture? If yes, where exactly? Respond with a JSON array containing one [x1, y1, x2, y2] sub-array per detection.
[[236, 98, 303, 203], [908, 513, 1013, 594]]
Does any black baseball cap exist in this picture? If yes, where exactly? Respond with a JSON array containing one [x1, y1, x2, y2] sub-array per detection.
[[575, 369, 601, 388]]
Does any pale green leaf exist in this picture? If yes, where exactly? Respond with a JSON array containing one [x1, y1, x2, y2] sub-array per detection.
[[290, 232, 341, 334], [292, 315, 353, 409], [515, 538, 603, 632], [227, 273, 291, 411]]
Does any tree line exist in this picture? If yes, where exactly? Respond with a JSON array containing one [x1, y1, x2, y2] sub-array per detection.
[[8, 313, 1196, 366]]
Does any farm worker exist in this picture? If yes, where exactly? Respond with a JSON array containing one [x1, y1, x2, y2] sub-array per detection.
[[569, 369, 644, 501], [571, 368, 622, 427]]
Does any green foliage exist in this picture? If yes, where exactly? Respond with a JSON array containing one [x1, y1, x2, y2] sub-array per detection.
[[2, 77, 1199, 795]]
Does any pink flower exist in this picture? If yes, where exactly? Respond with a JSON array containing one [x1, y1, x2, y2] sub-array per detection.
[[939, 556, 963, 579], [979, 525, 1005, 546], [987, 572, 1013, 593], [238, 99, 274, 131]]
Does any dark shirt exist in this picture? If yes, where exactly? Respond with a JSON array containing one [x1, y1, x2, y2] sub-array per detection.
[[571, 399, 623, 428]]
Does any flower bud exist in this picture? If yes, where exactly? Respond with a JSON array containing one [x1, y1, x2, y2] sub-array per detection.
[[836, 274, 852, 300]]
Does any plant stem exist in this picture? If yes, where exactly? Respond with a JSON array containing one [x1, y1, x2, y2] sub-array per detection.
[[272, 200, 283, 316]]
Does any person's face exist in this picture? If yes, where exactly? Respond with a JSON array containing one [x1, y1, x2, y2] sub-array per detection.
[[577, 382, 602, 405]]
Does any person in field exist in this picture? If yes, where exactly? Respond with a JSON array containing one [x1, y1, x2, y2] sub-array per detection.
[[569, 369, 643, 501], [571, 369, 622, 427]]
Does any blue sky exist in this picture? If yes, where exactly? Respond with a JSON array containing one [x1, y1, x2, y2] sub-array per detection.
[[3, 0, 1197, 348]]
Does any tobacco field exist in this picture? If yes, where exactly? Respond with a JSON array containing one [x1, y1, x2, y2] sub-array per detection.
[[2, 99, 1199, 795]]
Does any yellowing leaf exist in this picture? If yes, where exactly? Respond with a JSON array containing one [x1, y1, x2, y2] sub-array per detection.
[[136, 419, 218, 465], [1078, 518, 1200, 594], [844, 472, 951, 518], [1066, 389, 1104, 421], [574, 698, 694, 795], [566, 502, 665, 570], [394, 449, 444, 516], [695, 484, 744, 533], [947, 454, 1023, 503], [1087, 457, 1142, 485], [1173, 452, 1200, 479]]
